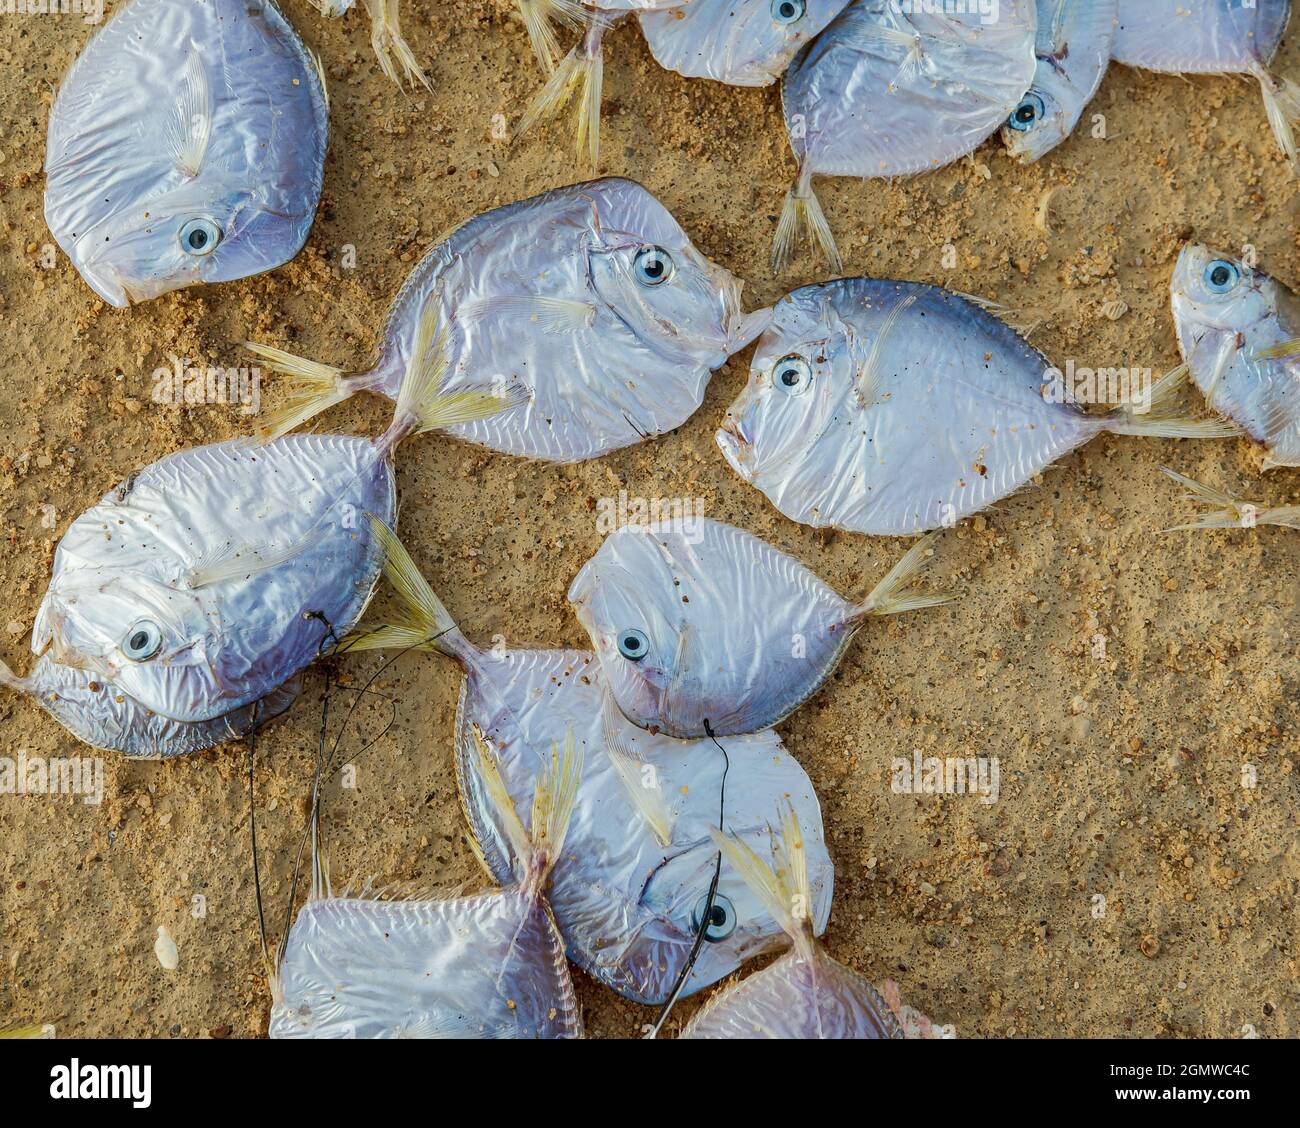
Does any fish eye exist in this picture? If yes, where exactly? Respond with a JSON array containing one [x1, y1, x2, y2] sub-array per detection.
[[617, 628, 650, 661], [773, 354, 812, 394], [633, 246, 674, 287], [1008, 93, 1045, 132], [771, 0, 806, 22], [122, 620, 163, 662], [1204, 260, 1241, 294], [692, 892, 737, 942], [180, 218, 222, 257]]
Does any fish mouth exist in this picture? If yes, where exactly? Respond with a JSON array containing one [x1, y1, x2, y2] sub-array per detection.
[[73, 260, 131, 309], [716, 416, 755, 479], [724, 305, 773, 356]]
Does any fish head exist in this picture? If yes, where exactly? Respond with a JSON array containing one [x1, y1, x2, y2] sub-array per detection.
[[69, 178, 306, 308], [1002, 79, 1075, 164], [1171, 243, 1275, 342], [586, 179, 768, 365], [717, 287, 856, 485], [35, 567, 228, 723]]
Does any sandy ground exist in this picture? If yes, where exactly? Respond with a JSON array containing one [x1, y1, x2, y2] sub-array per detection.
[[0, 1, 1297, 1039]]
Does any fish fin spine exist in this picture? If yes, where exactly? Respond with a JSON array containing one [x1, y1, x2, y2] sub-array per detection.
[[361, 0, 430, 91], [853, 531, 958, 620], [514, 0, 586, 73], [1160, 467, 1300, 531], [1101, 362, 1244, 440]]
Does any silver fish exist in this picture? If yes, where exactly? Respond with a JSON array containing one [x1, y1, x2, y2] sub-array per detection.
[[270, 731, 583, 1039], [1170, 244, 1300, 469], [44, 0, 328, 308], [717, 279, 1240, 536], [1002, 0, 1117, 163], [0, 318, 510, 756], [249, 178, 767, 462], [314, 0, 428, 89], [343, 524, 835, 1004], [774, 0, 1038, 271], [638, 0, 854, 87], [1161, 469, 1300, 532], [680, 807, 921, 1039], [1113, 0, 1298, 173], [567, 517, 956, 738]]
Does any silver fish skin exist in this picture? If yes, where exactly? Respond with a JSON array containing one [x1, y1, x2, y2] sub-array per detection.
[[271, 737, 583, 1040], [717, 278, 1240, 536], [454, 648, 834, 1004], [566, 517, 955, 738], [1171, 244, 1300, 469], [1002, 0, 1118, 163], [26, 434, 395, 732], [1112, 0, 1298, 172], [680, 808, 906, 1039], [774, 0, 1037, 270], [638, 0, 854, 87], [250, 178, 768, 462], [44, 0, 328, 308]]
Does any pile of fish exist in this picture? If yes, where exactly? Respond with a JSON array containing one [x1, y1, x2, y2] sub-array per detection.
[[5, 0, 1296, 1040]]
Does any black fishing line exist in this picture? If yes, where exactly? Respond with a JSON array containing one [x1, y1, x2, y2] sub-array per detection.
[[645, 717, 730, 1039]]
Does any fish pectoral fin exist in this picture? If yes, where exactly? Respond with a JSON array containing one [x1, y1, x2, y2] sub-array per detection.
[[1252, 63, 1300, 174], [457, 295, 597, 333], [1255, 337, 1300, 362], [167, 49, 213, 178], [183, 528, 328, 589]]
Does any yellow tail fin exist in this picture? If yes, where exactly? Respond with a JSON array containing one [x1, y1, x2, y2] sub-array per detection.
[[1254, 64, 1300, 175], [853, 531, 959, 620], [362, 0, 430, 90], [1161, 468, 1300, 532], [245, 344, 353, 442], [1102, 363, 1244, 440], [514, 27, 605, 168], [514, 0, 585, 72], [772, 167, 842, 275]]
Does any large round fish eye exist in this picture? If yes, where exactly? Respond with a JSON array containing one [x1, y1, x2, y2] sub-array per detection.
[[633, 246, 674, 287], [1008, 93, 1045, 132], [773, 354, 812, 395], [122, 620, 163, 662], [692, 892, 737, 942], [1204, 260, 1241, 295], [180, 218, 222, 257], [617, 628, 650, 661], [771, 0, 806, 23]]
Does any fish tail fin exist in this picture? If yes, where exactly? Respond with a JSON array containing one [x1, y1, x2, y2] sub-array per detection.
[[379, 298, 526, 455], [1160, 468, 1300, 532], [244, 343, 357, 442], [709, 801, 814, 950], [362, 0, 430, 91], [1253, 63, 1300, 174], [1101, 363, 1243, 440], [0, 1023, 55, 1039], [471, 725, 582, 890], [0, 656, 30, 697], [514, 0, 585, 72], [852, 531, 958, 621], [772, 167, 841, 275], [513, 23, 606, 168], [341, 514, 468, 656]]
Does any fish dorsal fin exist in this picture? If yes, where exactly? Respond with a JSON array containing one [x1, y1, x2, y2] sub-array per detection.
[[857, 290, 919, 406], [601, 693, 674, 847], [168, 49, 213, 178], [183, 527, 327, 589]]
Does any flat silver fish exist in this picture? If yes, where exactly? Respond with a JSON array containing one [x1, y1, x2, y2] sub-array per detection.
[[567, 517, 956, 738], [775, 0, 1038, 271], [1161, 469, 1300, 532], [680, 807, 922, 1039], [250, 178, 767, 462], [270, 731, 583, 1039], [44, 0, 328, 308], [638, 0, 854, 87], [718, 279, 1240, 536], [513, 2, 687, 166], [1002, 0, 1117, 163], [0, 319, 510, 755], [1170, 243, 1300, 468], [343, 524, 835, 1004], [1113, 0, 1298, 173]]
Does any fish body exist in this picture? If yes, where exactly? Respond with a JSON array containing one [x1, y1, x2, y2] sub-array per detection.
[[251, 179, 767, 462], [44, 0, 328, 308], [566, 517, 954, 737], [1170, 244, 1300, 468], [774, 0, 1037, 269], [1003, 0, 1118, 163], [1113, 0, 1290, 74], [271, 735, 583, 1039], [639, 0, 854, 87], [454, 647, 833, 1004], [718, 278, 1239, 535]]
